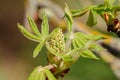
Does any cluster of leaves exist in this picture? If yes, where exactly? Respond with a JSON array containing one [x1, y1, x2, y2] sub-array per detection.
[[17, 3, 103, 80], [72, 0, 120, 27], [28, 66, 56, 80]]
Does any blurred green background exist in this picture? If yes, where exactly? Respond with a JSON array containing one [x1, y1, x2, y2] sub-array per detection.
[[0, 0, 119, 80]]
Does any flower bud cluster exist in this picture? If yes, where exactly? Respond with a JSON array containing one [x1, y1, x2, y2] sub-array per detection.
[[48, 29, 65, 54]]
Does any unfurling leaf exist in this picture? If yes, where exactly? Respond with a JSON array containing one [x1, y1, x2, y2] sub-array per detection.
[[71, 32, 103, 60], [87, 9, 97, 27], [81, 50, 99, 59], [65, 3, 73, 32], [17, 23, 41, 42], [72, 7, 89, 17], [27, 15, 41, 37], [33, 13, 50, 58], [41, 12, 49, 39], [33, 41, 44, 58]]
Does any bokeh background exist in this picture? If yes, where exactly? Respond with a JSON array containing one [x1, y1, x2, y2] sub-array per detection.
[[0, 0, 119, 80]]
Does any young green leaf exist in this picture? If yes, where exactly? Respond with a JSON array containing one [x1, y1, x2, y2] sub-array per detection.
[[33, 41, 44, 58], [44, 68, 57, 80], [65, 3, 73, 32], [72, 7, 89, 17], [17, 23, 41, 42], [41, 13, 49, 39], [81, 50, 99, 59], [28, 15, 41, 37], [87, 9, 97, 27]]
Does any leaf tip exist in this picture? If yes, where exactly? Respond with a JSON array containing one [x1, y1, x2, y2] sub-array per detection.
[[65, 2, 68, 7], [33, 52, 38, 58], [17, 23, 20, 27], [17, 23, 23, 30]]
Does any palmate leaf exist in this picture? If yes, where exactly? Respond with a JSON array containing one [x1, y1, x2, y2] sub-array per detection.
[[19, 12, 50, 58], [41, 13, 49, 39], [17, 23, 41, 42], [65, 3, 73, 32], [71, 32, 103, 60], [28, 66, 57, 80], [33, 13, 49, 58], [87, 9, 97, 27], [27, 16, 41, 37]]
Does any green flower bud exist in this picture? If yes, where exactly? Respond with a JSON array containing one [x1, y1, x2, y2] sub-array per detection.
[[47, 28, 65, 54]]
